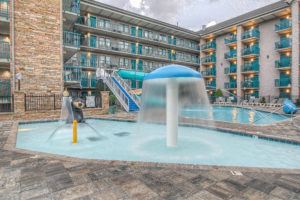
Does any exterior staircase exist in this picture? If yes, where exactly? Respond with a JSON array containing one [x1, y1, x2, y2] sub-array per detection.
[[103, 71, 140, 112]]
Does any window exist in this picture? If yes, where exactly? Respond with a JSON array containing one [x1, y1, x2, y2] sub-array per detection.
[[119, 58, 129, 68], [105, 38, 111, 47], [99, 38, 105, 47]]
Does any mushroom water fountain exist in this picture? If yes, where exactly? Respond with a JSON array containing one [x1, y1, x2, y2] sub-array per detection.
[[138, 65, 211, 147]]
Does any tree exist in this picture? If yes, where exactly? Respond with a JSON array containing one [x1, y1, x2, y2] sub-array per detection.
[[214, 89, 223, 97]]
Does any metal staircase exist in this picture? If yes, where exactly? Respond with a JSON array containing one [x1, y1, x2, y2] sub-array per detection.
[[103, 71, 140, 112]]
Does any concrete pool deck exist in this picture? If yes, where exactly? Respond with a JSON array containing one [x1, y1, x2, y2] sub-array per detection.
[[1, 111, 300, 199]]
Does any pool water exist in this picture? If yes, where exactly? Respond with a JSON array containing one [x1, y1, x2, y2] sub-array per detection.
[[17, 119, 300, 169], [182, 106, 288, 125]]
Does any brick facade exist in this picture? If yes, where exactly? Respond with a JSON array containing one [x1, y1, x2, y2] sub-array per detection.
[[14, 0, 62, 94]]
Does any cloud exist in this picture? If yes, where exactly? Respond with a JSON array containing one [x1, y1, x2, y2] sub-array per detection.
[[96, 0, 279, 30]]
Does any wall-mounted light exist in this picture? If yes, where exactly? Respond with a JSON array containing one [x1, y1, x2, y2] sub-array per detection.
[[286, 70, 290, 75], [233, 76, 237, 80], [286, 89, 290, 93], [233, 61, 237, 64], [286, 52, 290, 56], [250, 74, 254, 78], [250, 90, 254, 94]]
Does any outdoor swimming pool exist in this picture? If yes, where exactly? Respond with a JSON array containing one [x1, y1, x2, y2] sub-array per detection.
[[17, 119, 300, 169], [182, 106, 289, 125]]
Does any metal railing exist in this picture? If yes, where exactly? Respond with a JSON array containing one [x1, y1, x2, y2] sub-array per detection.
[[25, 94, 62, 111], [112, 71, 141, 107], [0, 95, 13, 113], [224, 82, 237, 89], [63, 31, 81, 47], [242, 28, 260, 40], [0, 0, 9, 20], [275, 19, 292, 32], [242, 45, 260, 56], [201, 55, 216, 64], [275, 78, 291, 87], [275, 38, 292, 50], [224, 65, 237, 74], [242, 61, 260, 72], [76, 17, 200, 51], [275, 57, 291, 69], [201, 41, 216, 51], [241, 80, 259, 88], [224, 50, 237, 59], [224, 35, 237, 44], [103, 74, 130, 112], [63, 0, 80, 14], [201, 68, 216, 76], [0, 41, 10, 60]]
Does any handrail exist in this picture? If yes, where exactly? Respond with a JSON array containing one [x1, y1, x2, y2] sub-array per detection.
[[112, 71, 141, 107], [103, 75, 130, 112]]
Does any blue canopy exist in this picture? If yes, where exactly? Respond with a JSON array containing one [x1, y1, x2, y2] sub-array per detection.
[[144, 64, 202, 80]]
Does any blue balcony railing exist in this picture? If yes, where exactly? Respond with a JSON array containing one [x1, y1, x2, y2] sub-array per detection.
[[81, 78, 97, 88], [275, 57, 291, 69], [275, 78, 291, 87], [275, 19, 292, 32], [0, 41, 10, 60], [0, 0, 9, 20], [224, 50, 237, 59], [242, 45, 260, 56], [206, 80, 216, 88], [275, 38, 292, 50], [63, 0, 80, 14], [224, 34, 237, 45], [224, 64, 237, 74], [64, 67, 82, 82], [201, 41, 216, 51], [63, 31, 81, 47], [201, 67, 216, 76], [242, 61, 260, 72], [242, 28, 260, 40], [241, 80, 259, 88], [224, 82, 237, 89], [201, 55, 216, 64]]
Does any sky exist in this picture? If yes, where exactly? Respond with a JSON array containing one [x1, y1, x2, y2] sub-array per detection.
[[95, 0, 279, 31]]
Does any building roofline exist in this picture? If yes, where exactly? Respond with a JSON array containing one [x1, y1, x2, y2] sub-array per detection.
[[81, 0, 200, 38], [198, 0, 290, 36]]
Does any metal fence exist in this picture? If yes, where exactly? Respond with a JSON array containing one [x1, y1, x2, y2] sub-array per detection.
[[0, 95, 13, 113], [24, 94, 102, 111]]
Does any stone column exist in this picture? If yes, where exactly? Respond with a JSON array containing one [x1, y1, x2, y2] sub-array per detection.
[[291, 1, 299, 100], [101, 91, 109, 113], [236, 26, 243, 102], [13, 91, 25, 118]]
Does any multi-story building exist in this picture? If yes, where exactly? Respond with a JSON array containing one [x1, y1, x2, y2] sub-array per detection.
[[199, 0, 298, 101], [63, 0, 200, 97], [1, 0, 300, 112]]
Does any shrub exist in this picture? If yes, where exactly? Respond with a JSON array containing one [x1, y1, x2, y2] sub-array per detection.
[[260, 97, 266, 104], [214, 89, 223, 97], [109, 94, 117, 106]]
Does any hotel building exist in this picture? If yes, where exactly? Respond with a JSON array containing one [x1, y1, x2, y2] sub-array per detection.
[[0, 0, 300, 111], [199, 0, 299, 101]]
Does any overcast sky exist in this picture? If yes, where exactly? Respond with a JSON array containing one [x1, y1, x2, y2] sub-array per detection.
[[96, 0, 279, 31]]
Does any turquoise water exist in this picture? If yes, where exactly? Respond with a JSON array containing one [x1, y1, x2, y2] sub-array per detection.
[[17, 119, 300, 169], [182, 106, 289, 125]]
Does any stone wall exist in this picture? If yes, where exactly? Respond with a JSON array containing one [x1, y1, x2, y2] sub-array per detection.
[[14, 0, 62, 94]]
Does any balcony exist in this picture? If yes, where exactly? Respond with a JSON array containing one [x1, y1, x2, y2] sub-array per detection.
[[64, 67, 81, 82], [275, 38, 292, 52], [242, 61, 259, 73], [81, 78, 97, 89], [242, 45, 259, 58], [76, 17, 200, 52], [63, 0, 80, 14], [242, 28, 260, 42], [224, 82, 237, 89], [201, 55, 216, 65], [275, 77, 291, 88], [224, 34, 237, 46], [275, 19, 292, 34], [0, 0, 9, 35], [0, 79, 10, 96], [201, 41, 216, 52], [224, 50, 237, 60], [224, 64, 237, 75], [63, 31, 81, 62], [206, 80, 216, 89], [241, 80, 259, 89], [201, 67, 216, 77], [0, 41, 9, 64], [275, 57, 291, 70]]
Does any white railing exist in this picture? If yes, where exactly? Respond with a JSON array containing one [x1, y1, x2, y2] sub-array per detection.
[[103, 75, 130, 112], [112, 71, 141, 107]]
